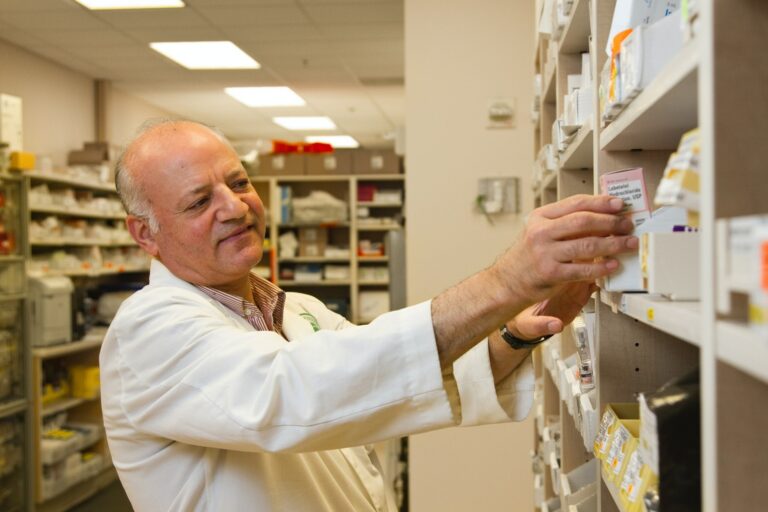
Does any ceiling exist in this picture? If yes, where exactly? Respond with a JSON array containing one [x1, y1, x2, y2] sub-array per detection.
[[0, 0, 404, 148]]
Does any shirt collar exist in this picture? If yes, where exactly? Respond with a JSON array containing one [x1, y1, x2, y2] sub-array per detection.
[[195, 273, 286, 333]]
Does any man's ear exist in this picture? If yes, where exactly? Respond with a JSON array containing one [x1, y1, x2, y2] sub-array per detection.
[[126, 215, 159, 257]]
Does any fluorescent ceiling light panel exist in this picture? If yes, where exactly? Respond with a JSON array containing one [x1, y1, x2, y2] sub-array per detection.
[[150, 41, 259, 69], [75, 0, 184, 9], [273, 117, 337, 131], [225, 87, 305, 107], [305, 135, 359, 148]]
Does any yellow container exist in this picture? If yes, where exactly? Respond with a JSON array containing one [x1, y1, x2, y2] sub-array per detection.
[[593, 403, 639, 460], [69, 365, 100, 399], [10, 151, 35, 170], [603, 419, 640, 484]]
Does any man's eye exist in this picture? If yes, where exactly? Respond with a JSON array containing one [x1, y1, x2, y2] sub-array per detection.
[[188, 197, 209, 210], [232, 179, 250, 190]]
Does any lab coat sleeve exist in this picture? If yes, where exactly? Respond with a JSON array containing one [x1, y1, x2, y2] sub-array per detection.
[[451, 339, 535, 426], [104, 288, 458, 454]]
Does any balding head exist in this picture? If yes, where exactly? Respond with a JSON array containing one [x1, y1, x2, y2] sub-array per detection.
[[115, 118, 233, 233]]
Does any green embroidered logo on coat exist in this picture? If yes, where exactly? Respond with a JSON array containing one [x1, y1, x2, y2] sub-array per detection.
[[299, 312, 320, 332]]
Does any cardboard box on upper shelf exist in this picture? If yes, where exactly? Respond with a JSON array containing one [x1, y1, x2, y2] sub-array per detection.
[[305, 150, 352, 175], [257, 153, 305, 176], [353, 149, 400, 174]]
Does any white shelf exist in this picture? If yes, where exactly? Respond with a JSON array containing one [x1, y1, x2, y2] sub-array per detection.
[[30, 239, 136, 248], [279, 257, 350, 263], [600, 291, 701, 347], [600, 41, 699, 151], [358, 280, 390, 286], [355, 224, 401, 231], [33, 329, 107, 359], [559, 123, 593, 169], [357, 201, 403, 208], [716, 320, 768, 384], [41, 397, 87, 417], [0, 293, 26, 303], [357, 256, 389, 262], [356, 174, 405, 181], [277, 222, 350, 228], [275, 175, 350, 182], [278, 280, 351, 287], [25, 171, 116, 193], [0, 399, 27, 419], [29, 205, 125, 220], [558, 0, 590, 54], [28, 266, 150, 278], [0, 255, 24, 262]]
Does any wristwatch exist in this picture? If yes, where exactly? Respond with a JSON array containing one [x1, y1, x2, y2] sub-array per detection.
[[499, 324, 553, 350]]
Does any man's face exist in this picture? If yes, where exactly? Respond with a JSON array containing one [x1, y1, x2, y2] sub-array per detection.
[[130, 123, 266, 287]]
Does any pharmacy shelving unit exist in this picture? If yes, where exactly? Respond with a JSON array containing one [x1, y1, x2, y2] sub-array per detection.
[[20, 171, 149, 511], [0, 173, 31, 511], [251, 174, 405, 324], [530, 1, 767, 511]]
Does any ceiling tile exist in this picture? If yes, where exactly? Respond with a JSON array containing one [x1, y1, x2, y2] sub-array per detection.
[[195, 5, 309, 26], [33, 29, 136, 47], [121, 26, 223, 43], [302, 3, 403, 24], [318, 22, 402, 40], [0, 28, 49, 48], [222, 24, 324, 43], [0, 0, 81, 12], [91, 8, 210, 29], [186, 0, 290, 5], [0, 10, 106, 30]]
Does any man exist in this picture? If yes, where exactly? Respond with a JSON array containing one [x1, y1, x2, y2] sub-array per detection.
[[100, 119, 636, 511]]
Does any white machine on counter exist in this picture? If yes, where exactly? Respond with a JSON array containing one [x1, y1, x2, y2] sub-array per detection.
[[29, 276, 73, 346]]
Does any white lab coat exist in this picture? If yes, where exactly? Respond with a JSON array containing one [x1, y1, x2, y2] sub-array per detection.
[[100, 259, 534, 511]]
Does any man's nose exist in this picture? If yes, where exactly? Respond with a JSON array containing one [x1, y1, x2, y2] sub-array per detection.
[[216, 186, 249, 220]]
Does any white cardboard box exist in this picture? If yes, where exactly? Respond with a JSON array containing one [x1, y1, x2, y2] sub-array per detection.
[[603, 206, 688, 292], [642, 231, 700, 300]]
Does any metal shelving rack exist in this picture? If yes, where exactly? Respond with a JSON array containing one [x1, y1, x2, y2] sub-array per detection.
[[251, 173, 406, 324], [0, 173, 31, 511], [529, 1, 768, 511], [20, 171, 146, 511]]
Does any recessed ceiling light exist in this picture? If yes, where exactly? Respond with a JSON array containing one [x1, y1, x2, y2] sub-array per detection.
[[75, 0, 184, 9], [305, 135, 360, 148], [150, 41, 259, 70], [273, 117, 337, 131], [225, 87, 305, 107]]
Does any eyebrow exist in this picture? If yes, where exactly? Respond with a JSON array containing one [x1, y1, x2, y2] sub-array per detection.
[[176, 169, 248, 211]]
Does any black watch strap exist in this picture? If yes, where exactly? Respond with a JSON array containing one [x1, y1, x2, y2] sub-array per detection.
[[499, 325, 553, 350]]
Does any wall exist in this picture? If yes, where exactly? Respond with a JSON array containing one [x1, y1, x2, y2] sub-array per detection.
[[106, 86, 174, 147], [404, 0, 535, 510], [0, 38, 172, 164], [0, 38, 94, 167]]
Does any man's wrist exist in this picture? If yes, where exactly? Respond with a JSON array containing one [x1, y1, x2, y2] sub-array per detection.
[[499, 323, 552, 350]]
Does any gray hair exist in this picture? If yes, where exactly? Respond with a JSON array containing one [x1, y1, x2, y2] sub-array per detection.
[[115, 117, 233, 234]]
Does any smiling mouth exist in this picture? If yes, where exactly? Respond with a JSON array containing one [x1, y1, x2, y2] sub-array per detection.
[[220, 224, 255, 244]]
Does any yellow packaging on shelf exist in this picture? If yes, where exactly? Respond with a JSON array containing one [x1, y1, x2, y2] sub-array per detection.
[[620, 452, 659, 512], [603, 419, 640, 485], [41, 381, 70, 406], [593, 402, 639, 460], [69, 365, 101, 399], [9, 151, 35, 170]]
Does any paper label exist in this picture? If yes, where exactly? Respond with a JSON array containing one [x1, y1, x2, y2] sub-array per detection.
[[608, 425, 630, 475], [621, 449, 644, 502], [600, 167, 651, 228], [595, 411, 616, 456], [762, 242, 768, 291]]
